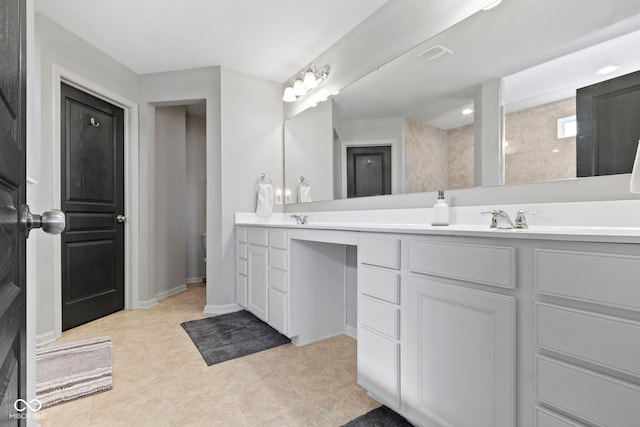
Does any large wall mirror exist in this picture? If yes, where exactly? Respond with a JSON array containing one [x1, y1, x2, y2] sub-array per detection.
[[284, 0, 640, 204]]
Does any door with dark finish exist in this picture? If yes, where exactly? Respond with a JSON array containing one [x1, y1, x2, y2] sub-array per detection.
[[0, 0, 27, 423], [347, 146, 392, 198], [576, 70, 640, 177], [61, 83, 125, 330]]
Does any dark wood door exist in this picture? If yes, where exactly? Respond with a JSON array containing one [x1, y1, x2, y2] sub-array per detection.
[[576, 70, 640, 177], [61, 83, 124, 331], [347, 146, 392, 198], [0, 0, 27, 423]]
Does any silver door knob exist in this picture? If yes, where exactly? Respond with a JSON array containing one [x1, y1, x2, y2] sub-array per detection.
[[116, 214, 126, 223], [21, 204, 66, 237]]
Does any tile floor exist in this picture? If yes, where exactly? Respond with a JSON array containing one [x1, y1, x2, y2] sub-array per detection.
[[38, 283, 380, 426]]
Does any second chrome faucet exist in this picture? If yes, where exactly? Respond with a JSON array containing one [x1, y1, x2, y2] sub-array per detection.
[[482, 209, 538, 229]]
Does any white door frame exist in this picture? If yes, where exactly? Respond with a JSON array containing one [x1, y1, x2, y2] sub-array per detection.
[[50, 65, 140, 340], [340, 139, 399, 198]]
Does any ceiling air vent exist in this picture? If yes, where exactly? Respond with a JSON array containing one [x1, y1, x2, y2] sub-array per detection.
[[416, 45, 453, 64]]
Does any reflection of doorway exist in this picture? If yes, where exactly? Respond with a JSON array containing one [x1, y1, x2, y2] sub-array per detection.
[[340, 138, 398, 198], [346, 146, 392, 198], [577, 69, 640, 177]]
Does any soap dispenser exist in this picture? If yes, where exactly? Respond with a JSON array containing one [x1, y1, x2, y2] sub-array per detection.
[[431, 190, 450, 226]]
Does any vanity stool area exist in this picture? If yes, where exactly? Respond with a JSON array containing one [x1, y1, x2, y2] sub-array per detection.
[[234, 216, 640, 427]]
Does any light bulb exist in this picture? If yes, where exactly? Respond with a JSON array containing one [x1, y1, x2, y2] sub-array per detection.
[[282, 86, 296, 102], [303, 70, 318, 89], [293, 79, 306, 96]]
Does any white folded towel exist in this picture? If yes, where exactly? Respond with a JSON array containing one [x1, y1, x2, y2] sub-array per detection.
[[631, 140, 640, 193], [256, 183, 274, 217], [298, 185, 311, 203]]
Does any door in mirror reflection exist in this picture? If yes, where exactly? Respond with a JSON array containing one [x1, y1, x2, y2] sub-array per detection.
[[347, 146, 392, 198], [576, 70, 640, 177]]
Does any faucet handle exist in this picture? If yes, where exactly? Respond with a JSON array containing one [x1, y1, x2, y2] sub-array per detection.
[[514, 210, 539, 229], [481, 210, 499, 228]]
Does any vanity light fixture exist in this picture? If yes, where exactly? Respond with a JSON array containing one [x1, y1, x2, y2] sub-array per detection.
[[595, 64, 621, 75], [282, 63, 331, 102]]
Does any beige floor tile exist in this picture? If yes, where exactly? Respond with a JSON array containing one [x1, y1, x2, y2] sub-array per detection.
[[38, 283, 379, 427]]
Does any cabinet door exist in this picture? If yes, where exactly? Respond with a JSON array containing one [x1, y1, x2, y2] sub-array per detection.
[[268, 288, 287, 334], [247, 244, 269, 321], [404, 277, 515, 427], [357, 327, 400, 408]]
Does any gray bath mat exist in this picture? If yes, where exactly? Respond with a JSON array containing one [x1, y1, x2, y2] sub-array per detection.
[[181, 310, 290, 366], [342, 406, 413, 427]]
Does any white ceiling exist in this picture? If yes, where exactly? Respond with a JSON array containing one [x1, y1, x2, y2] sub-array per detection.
[[34, 0, 388, 82], [334, 0, 640, 129]]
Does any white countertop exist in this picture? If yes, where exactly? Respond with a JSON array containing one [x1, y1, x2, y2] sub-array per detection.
[[235, 220, 640, 243], [235, 201, 640, 244]]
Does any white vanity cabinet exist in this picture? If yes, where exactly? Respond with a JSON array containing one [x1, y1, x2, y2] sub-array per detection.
[[357, 235, 402, 409], [533, 242, 640, 426], [236, 226, 291, 332], [235, 218, 640, 427], [403, 237, 516, 427]]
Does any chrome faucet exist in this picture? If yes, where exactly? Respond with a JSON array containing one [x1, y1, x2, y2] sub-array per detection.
[[513, 210, 538, 229], [290, 214, 308, 225], [481, 210, 514, 229]]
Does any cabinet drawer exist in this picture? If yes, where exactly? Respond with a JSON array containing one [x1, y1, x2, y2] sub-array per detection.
[[236, 242, 248, 260], [357, 327, 400, 408], [269, 267, 288, 293], [359, 266, 400, 304], [269, 230, 288, 249], [268, 288, 287, 335], [359, 237, 400, 269], [236, 258, 247, 276], [236, 226, 248, 243], [536, 356, 640, 426], [248, 227, 268, 246], [535, 406, 586, 427], [359, 295, 400, 340], [269, 248, 288, 271], [536, 303, 640, 377], [536, 249, 640, 311], [408, 240, 516, 289]]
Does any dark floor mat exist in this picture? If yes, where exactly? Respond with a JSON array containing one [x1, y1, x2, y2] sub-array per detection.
[[181, 310, 290, 366]]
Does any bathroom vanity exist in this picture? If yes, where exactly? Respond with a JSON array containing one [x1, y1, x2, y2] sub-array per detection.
[[235, 206, 640, 427]]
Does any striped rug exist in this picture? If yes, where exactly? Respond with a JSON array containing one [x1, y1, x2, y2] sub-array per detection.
[[36, 336, 113, 408]]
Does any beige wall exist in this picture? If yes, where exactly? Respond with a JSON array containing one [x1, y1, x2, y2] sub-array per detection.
[[404, 97, 577, 193], [405, 118, 448, 192], [447, 124, 475, 189], [505, 97, 576, 185], [405, 119, 474, 192]]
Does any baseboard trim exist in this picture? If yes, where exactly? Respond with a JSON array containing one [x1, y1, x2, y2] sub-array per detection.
[[156, 284, 187, 301], [203, 303, 243, 315], [137, 298, 158, 309], [36, 331, 57, 347], [345, 325, 358, 340], [184, 276, 204, 284]]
